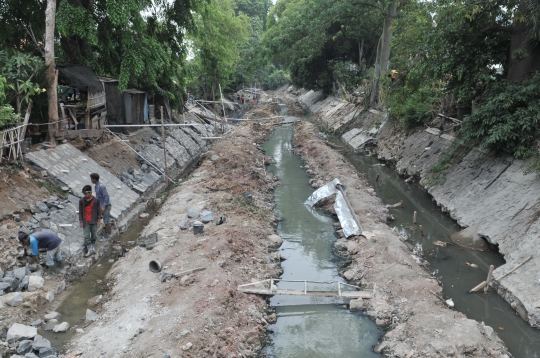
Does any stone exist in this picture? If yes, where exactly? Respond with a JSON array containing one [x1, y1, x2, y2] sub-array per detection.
[[43, 320, 57, 331], [76, 328, 84, 333], [141, 164, 148, 171], [36, 202, 49, 212], [30, 319, 42, 326], [32, 334, 51, 350], [179, 220, 190, 230], [24, 354, 39, 358], [53, 322, 70, 332], [375, 318, 386, 326], [349, 298, 364, 311], [0, 282, 11, 291], [187, 209, 199, 218], [128, 167, 134, 174], [7, 323, 37, 343], [44, 312, 61, 321], [13, 267, 27, 280], [210, 155, 220, 162], [28, 276, 44, 292], [6, 293, 23, 307], [200, 210, 214, 223], [86, 309, 99, 322], [87, 295, 103, 307], [16, 340, 33, 354], [38, 347, 57, 357], [179, 275, 194, 286], [182, 342, 192, 351], [267, 234, 283, 247]]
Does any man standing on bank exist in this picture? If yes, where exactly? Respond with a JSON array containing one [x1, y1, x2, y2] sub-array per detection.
[[79, 185, 101, 257], [90, 173, 112, 241], [18, 231, 63, 267]]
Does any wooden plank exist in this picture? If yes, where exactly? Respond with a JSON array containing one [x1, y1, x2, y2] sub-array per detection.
[[238, 288, 373, 298], [54, 129, 103, 139]]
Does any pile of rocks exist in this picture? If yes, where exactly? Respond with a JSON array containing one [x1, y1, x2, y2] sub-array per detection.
[[118, 165, 161, 194], [3, 323, 57, 357], [0, 266, 44, 295]]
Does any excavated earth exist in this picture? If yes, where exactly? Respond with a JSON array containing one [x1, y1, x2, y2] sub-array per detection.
[[64, 120, 284, 357], [292, 120, 510, 358]]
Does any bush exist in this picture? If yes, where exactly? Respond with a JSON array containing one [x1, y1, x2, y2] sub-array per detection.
[[460, 72, 540, 158], [389, 85, 438, 129]]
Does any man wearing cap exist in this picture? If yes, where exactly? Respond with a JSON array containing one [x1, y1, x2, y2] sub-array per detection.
[[90, 173, 112, 241], [79, 184, 101, 257], [18, 231, 63, 267]]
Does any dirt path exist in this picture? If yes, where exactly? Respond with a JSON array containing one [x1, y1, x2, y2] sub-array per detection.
[[292, 120, 510, 358], [64, 121, 283, 357]]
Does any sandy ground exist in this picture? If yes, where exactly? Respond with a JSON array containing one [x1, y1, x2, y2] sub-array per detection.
[[64, 119, 283, 358], [292, 120, 510, 357]]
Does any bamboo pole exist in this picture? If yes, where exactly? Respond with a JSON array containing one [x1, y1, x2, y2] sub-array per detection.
[[484, 265, 494, 294], [413, 211, 417, 224], [470, 255, 533, 293], [160, 106, 170, 187]]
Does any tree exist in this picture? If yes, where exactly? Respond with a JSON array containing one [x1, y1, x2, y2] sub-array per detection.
[[262, 0, 382, 92], [189, 0, 249, 99], [45, 0, 58, 142]]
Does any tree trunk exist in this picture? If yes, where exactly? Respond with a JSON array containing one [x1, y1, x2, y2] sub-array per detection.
[[45, 0, 58, 144], [506, 27, 540, 82], [358, 36, 364, 70], [370, 1, 397, 108], [211, 72, 217, 101]]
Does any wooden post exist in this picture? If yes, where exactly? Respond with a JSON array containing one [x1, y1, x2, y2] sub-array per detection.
[[413, 211, 417, 224], [20, 102, 32, 141], [376, 174, 379, 182], [419, 225, 424, 236], [160, 106, 170, 187], [470, 255, 533, 292], [484, 265, 494, 294]]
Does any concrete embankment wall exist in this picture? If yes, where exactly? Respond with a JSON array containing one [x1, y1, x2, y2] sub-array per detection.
[[21, 122, 216, 278], [299, 93, 540, 328]]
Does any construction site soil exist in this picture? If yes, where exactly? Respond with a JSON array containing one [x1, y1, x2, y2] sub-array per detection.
[[64, 119, 284, 357]]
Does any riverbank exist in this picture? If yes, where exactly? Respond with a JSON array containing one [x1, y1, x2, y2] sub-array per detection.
[[292, 119, 509, 357], [297, 90, 540, 329], [63, 120, 283, 357]]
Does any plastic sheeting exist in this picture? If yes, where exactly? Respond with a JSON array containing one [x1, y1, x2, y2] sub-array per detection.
[[304, 178, 361, 238]]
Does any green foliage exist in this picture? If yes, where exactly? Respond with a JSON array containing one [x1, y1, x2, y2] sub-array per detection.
[[189, 0, 249, 98], [56, 1, 96, 40], [389, 84, 439, 129], [460, 73, 540, 158], [262, 0, 382, 91], [265, 68, 290, 89]]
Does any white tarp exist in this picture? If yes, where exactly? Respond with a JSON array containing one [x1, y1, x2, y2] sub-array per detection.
[[304, 178, 360, 237]]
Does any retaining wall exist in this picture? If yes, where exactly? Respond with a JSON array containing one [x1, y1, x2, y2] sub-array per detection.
[[300, 93, 540, 327]]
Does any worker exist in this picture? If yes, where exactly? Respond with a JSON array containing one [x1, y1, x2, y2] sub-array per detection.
[[241, 94, 245, 104], [18, 231, 63, 267]]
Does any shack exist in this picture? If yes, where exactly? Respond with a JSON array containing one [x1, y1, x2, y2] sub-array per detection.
[[98, 77, 149, 128], [56, 64, 106, 138]]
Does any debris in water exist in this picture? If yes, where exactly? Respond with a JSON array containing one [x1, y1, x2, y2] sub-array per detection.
[[499, 327, 505, 331], [445, 298, 454, 308], [433, 241, 448, 247], [386, 200, 403, 208], [465, 262, 479, 268]]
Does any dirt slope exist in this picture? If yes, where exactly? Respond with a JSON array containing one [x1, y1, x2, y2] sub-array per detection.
[[64, 121, 283, 357]]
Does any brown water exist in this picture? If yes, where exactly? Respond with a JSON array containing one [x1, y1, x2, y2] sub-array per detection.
[[40, 209, 156, 349]]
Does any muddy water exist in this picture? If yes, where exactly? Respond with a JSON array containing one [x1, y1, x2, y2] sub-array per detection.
[[40, 210, 155, 349], [262, 117, 380, 357], [339, 151, 540, 358]]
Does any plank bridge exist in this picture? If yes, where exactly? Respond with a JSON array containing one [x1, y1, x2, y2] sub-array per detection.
[[238, 279, 373, 299]]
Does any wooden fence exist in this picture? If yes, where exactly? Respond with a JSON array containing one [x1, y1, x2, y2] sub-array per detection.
[[0, 124, 25, 163]]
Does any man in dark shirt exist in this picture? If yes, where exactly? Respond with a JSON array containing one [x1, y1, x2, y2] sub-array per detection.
[[79, 185, 101, 257], [18, 231, 62, 267]]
